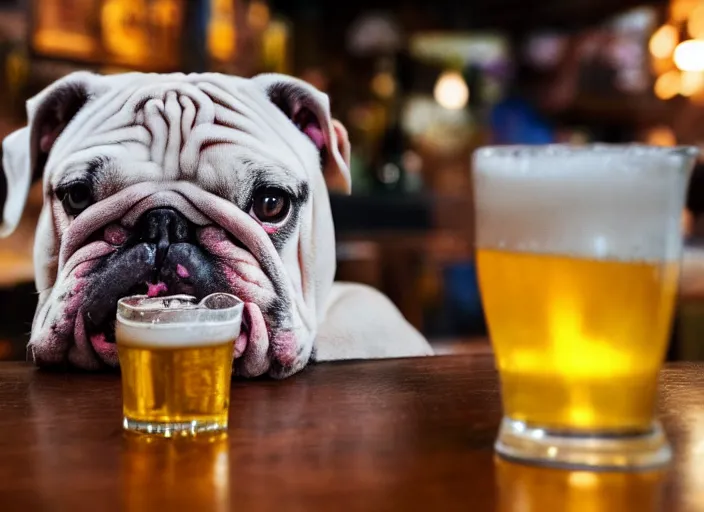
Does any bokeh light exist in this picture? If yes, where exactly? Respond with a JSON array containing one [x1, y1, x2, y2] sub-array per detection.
[[371, 72, 396, 99], [680, 70, 704, 96], [654, 69, 681, 100], [674, 40, 704, 72], [649, 24, 679, 59], [671, 0, 701, 22], [645, 125, 677, 146], [433, 71, 469, 110], [688, 4, 704, 38]]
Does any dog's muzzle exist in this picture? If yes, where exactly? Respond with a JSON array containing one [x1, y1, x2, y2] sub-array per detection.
[[29, 182, 311, 378], [81, 207, 228, 346]]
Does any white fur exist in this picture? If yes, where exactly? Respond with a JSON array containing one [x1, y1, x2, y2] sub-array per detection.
[[0, 71, 433, 376]]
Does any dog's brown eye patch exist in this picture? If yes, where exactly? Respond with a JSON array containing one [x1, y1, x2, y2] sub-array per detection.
[[251, 187, 290, 224]]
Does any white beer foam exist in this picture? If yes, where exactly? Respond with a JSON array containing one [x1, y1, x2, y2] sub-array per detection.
[[116, 318, 241, 348], [473, 145, 697, 262]]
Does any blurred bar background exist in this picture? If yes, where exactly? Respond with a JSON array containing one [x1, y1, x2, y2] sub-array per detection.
[[1, 0, 704, 361]]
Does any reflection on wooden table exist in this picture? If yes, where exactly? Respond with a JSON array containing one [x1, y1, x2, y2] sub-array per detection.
[[1, 359, 703, 510], [121, 433, 230, 512], [496, 458, 666, 512]]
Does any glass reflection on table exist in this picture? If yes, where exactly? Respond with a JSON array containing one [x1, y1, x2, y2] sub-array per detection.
[[121, 432, 230, 512], [496, 457, 666, 512]]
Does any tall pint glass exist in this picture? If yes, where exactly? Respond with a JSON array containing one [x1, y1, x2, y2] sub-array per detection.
[[473, 144, 698, 469]]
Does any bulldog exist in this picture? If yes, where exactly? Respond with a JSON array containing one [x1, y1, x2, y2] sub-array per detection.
[[0, 71, 432, 378]]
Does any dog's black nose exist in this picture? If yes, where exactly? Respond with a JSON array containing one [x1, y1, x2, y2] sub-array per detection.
[[139, 208, 193, 268]]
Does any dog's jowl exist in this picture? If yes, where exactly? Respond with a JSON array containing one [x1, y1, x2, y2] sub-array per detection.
[[0, 71, 432, 378]]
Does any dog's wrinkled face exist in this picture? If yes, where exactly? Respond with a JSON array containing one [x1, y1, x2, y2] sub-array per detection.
[[0, 71, 351, 378]]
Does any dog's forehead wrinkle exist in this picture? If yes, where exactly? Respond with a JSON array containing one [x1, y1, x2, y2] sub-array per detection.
[[58, 86, 135, 146], [197, 82, 244, 111], [202, 84, 297, 154], [54, 126, 144, 167], [48, 77, 320, 190], [49, 144, 133, 188]]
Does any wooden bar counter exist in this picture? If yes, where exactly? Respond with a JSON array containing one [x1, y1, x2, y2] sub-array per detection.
[[0, 356, 702, 511]]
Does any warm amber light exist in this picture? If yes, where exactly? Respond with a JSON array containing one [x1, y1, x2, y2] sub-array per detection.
[[680, 70, 704, 96], [649, 24, 679, 59], [674, 40, 704, 71], [371, 72, 396, 99], [433, 71, 469, 110], [101, 0, 148, 64], [208, 0, 237, 62], [654, 70, 681, 100], [261, 20, 289, 73], [496, 458, 667, 512], [33, 31, 97, 59], [151, 0, 181, 28], [645, 126, 677, 147], [671, 0, 701, 22], [688, 4, 704, 38], [248, 0, 270, 31], [652, 57, 675, 76]]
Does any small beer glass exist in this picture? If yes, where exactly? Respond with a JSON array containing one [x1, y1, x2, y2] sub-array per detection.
[[473, 144, 698, 469], [116, 293, 243, 436]]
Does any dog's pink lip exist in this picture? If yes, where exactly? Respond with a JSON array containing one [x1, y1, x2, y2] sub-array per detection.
[[72, 310, 118, 367], [146, 282, 169, 297], [233, 312, 250, 359], [90, 332, 116, 358], [235, 328, 248, 358]]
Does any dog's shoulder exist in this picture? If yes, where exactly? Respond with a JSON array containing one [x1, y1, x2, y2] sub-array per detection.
[[313, 282, 434, 362]]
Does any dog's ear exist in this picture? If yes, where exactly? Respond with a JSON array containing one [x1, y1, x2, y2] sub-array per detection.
[[0, 71, 97, 237], [0, 127, 31, 237], [252, 73, 351, 195]]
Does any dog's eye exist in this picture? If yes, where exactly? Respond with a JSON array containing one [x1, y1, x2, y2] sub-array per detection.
[[59, 182, 93, 216], [250, 187, 291, 224]]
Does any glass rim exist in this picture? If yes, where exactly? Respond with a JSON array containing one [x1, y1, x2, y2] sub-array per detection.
[[473, 143, 700, 160], [116, 293, 244, 326]]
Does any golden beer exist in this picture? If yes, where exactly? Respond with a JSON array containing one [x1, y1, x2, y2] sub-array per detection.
[[477, 249, 678, 431], [473, 144, 698, 469], [116, 294, 243, 435], [118, 342, 234, 428]]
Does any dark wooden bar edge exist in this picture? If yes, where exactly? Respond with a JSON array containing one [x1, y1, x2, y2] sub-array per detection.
[[0, 356, 702, 511]]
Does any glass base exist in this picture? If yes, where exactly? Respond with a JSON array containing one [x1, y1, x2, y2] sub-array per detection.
[[123, 417, 228, 437], [495, 417, 672, 471]]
